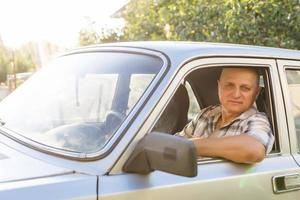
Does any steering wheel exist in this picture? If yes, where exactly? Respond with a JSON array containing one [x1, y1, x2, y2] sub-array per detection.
[[104, 110, 126, 135], [43, 122, 107, 152]]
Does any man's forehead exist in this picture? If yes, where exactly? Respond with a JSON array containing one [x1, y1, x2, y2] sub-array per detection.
[[220, 68, 258, 79], [219, 68, 260, 87]]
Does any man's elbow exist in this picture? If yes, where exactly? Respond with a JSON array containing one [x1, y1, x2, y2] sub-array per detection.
[[244, 146, 266, 163]]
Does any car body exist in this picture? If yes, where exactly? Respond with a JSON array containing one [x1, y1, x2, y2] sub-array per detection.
[[1, 41, 300, 199]]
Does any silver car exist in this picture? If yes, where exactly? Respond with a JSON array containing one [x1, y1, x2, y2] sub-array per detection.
[[1, 42, 300, 199]]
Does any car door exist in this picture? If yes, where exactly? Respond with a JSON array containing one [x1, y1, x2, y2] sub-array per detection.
[[99, 57, 300, 200], [278, 60, 300, 169]]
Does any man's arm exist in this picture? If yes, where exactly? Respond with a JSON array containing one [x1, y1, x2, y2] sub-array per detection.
[[191, 134, 266, 164]]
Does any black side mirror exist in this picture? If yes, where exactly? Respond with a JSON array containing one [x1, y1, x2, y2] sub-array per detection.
[[123, 132, 197, 177]]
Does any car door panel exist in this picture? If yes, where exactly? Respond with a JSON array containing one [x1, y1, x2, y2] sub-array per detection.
[[100, 57, 300, 200], [0, 173, 97, 200], [99, 156, 300, 200]]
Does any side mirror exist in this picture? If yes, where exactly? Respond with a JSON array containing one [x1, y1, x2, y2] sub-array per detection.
[[123, 132, 197, 177]]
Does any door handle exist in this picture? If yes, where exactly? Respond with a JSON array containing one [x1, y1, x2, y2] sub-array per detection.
[[272, 173, 300, 193]]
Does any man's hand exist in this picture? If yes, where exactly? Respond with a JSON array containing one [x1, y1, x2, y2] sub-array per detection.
[[190, 134, 266, 164]]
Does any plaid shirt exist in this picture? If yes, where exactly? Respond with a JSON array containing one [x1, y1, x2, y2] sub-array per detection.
[[177, 105, 274, 154]]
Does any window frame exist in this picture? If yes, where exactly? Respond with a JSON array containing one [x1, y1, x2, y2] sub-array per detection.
[[149, 58, 281, 163], [109, 56, 288, 175], [278, 61, 300, 154], [0, 48, 169, 161]]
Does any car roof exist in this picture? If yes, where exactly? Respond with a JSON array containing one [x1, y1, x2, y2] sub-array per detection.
[[76, 41, 300, 65]]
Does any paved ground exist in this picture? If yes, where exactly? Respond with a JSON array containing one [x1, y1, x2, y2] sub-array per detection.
[[0, 86, 10, 101]]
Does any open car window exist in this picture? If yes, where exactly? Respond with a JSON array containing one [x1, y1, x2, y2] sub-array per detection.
[[152, 66, 278, 156]]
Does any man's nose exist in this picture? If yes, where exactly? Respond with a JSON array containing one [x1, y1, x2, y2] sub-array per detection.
[[233, 88, 242, 98]]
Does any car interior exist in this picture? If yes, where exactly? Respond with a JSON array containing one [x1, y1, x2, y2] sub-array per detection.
[[152, 66, 278, 153]]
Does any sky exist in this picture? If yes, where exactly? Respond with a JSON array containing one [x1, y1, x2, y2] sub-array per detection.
[[0, 0, 128, 48]]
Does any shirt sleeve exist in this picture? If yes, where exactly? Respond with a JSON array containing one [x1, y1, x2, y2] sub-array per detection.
[[175, 117, 196, 138], [244, 113, 275, 154], [175, 107, 208, 138]]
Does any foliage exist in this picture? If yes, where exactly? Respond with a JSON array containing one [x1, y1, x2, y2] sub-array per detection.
[[0, 43, 36, 84], [122, 0, 167, 40], [79, 28, 100, 46], [0, 46, 10, 83], [99, 28, 124, 43], [122, 0, 300, 49], [79, 27, 123, 46], [223, 0, 300, 48], [13, 50, 36, 73]]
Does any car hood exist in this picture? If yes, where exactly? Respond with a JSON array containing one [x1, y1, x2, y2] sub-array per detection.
[[0, 142, 73, 183]]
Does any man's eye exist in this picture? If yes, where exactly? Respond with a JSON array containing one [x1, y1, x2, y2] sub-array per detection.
[[241, 87, 250, 92], [224, 84, 234, 90]]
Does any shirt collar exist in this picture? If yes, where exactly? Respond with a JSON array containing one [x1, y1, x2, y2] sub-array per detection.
[[208, 105, 258, 127]]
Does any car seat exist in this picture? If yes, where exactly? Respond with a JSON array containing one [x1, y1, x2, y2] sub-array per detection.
[[153, 84, 190, 134]]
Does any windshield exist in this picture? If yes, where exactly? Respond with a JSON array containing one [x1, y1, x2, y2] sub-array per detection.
[[0, 52, 163, 153]]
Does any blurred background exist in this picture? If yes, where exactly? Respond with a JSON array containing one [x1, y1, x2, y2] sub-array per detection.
[[1, 0, 300, 100]]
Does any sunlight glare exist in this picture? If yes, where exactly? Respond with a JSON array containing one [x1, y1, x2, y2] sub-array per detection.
[[0, 0, 127, 48]]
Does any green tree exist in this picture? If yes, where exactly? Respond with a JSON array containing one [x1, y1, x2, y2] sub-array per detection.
[[13, 51, 35, 73], [0, 47, 36, 84], [79, 27, 123, 46], [122, 0, 300, 49], [224, 0, 300, 48], [122, 0, 167, 40], [99, 27, 124, 43], [0, 61, 8, 83], [0, 46, 9, 83], [122, 0, 232, 41], [79, 28, 100, 46]]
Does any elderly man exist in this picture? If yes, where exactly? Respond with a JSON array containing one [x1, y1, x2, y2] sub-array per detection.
[[177, 68, 274, 164]]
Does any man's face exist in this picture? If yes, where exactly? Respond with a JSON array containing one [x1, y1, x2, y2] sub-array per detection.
[[218, 68, 259, 116]]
